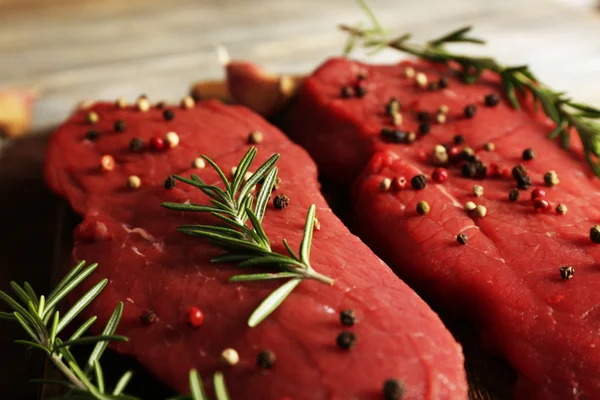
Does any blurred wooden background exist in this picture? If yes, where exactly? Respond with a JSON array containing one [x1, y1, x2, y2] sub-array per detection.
[[0, 0, 599, 398]]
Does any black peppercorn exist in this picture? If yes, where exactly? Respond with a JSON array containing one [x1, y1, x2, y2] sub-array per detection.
[[516, 175, 532, 190], [418, 122, 431, 135], [485, 93, 500, 107], [341, 86, 354, 98], [383, 379, 404, 400], [427, 82, 439, 91], [355, 85, 366, 98], [256, 350, 276, 369], [156, 101, 166, 109], [474, 161, 487, 179], [140, 309, 157, 325], [85, 129, 99, 141], [559, 266, 574, 281], [163, 109, 175, 121], [459, 148, 476, 162], [453, 135, 465, 145], [357, 72, 368, 81], [340, 309, 356, 326], [114, 120, 126, 133], [381, 128, 406, 143], [462, 163, 477, 178], [438, 77, 448, 88], [442, 143, 452, 153], [457, 232, 468, 245], [591, 226, 600, 244], [522, 148, 536, 160], [410, 174, 427, 190], [417, 111, 431, 122], [508, 188, 520, 202], [129, 137, 145, 152], [164, 175, 176, 190], [336, 331, 357, 350], [274, 193, 290, 210], [512, 164, 528, 179], [464, 104, 477, 118]]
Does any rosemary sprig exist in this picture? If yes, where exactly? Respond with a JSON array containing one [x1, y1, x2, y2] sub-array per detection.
[[162, 147, 334, 327], [0, 261, 134, 399], [168, 370, 230, 400], [341, 0, 600, 177]]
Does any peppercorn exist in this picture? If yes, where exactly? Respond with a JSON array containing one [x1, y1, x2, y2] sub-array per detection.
[[485, 93, 500, 107], [544, 170, 559, 187], [474, 204, 487, 218], [522, 148, 536, 160], [411, 174, 427, 190], [380, 178, 392, 192], [417, 111, 430, 122], [392, 176, 407, 191], [431, 145, 449, 165], [419, 122, 431, 135], [464, 201, 476, 212], [381, 128, 406, 143], [531, 187, 546, 201], [517, 175, 532, 190], [512, 164, 528, 179], [383, 379, 404, 400], [559, 266, 574, 280], [406, 132, 417, 144], [137, 97, 150, 112], [341, 86, 354, 98], [416, 200, 430, 215], [161, 176, 176, 191], [460, 147, 476, 162], [340, 309, 356, 326], [403, 67, 415, 78], [385, 97, 400, 115], [257, 350, 276, 369], [163, 131, 179, 148], [462, 163, 477, 178], [220, 348, 239, 366], [438, 77, 448, 88], [464, 104, 477, 118], [186, 306, 205, 327], [274, 193, 290, 210], [163, 109, 175, 121], [453, 135, 465, 145], [116, 97, 127, 108], [436, 113, 447, 124], [415, 72, 428, 88], [357, 71, 368, 80], [457, 232, 468, 245], [509, 188, 520, 202], [192, 157, 206, 169], [428, 82, 439, 91], [85, 130, 99, 141], [156, 101, 166, 109], [129, 137, 145, 152], [556, 203, 567, 215], [484, 142, 495, 152], [534, 198, 551, 212], [432, 168, 449, 183], [114, 119, 126, 132], [590, 226, 600, 244], [448, 146, 460, 161], [127, 175, 141, 189], [474, 161, 487, 179], [473, 185, 484, 197], [140, 309, 157, 325], [181, 96, 195, 109], [336, 331, 357, 350], [438, 105, 449, 115], [100, 155, 115, 172], [392, 113, 403, 126], [150, 137, 165, 151], [355, 84, 366, 98]]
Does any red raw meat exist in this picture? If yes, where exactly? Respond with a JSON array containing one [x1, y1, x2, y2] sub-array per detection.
[[289, 57, 600, 399], [44, 100, 467, 399]]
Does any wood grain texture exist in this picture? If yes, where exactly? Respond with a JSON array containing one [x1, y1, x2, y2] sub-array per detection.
[[0, 1, 599, 399]]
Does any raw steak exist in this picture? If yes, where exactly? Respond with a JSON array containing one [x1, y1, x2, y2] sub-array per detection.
[[289, 57, 600, 399], [44, 99, 467, 399]]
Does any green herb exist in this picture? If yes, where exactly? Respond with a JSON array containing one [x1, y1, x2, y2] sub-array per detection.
[[168, 370, 230, 400], [162, 147, 334, 328], [341, 0, 600, 177]]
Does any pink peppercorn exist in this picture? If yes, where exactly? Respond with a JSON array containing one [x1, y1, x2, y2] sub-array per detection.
[[392, 176, 407, 190], [432, 168, 449, 183], [534, 198, 551, 212], [150, 137, 165, 151], [531, 187, 546, 201]]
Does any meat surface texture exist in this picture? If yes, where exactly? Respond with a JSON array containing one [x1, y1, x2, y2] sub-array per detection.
[[44, 100, 467, 399], [289, 57, 600, 399]]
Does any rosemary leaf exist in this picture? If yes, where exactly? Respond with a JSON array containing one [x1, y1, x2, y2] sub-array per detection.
[[47, 260, 87, 302], [237, 255, 306, 270], [211, 253, 255, 263], [68, 316, 98, 342], [113, 371, 134, 396], [54, 335, 128, 350], [14, 340, 50, 355], [189, 369, 207, 400], [57, 279, 108, 334], [254, 167, 278, 221], [246, 208, 270, 249], [44, 263, 99, 319], [230, 272, 298, 282], [299, 205, 316, 266], [10, 282, 32, 306], [49, 311, 60, 351], [13, 312, 39, 342], [231, 147, 256, 196], [68, 361, 113, 400], [201, 155, 231, 193], [179, 225, 246, 240], [0, 291, 37, 327], [248, 278, 302, 327], [179, 228, 268, 253], [94, 359, 105, 393], [282, 239, 299, 261], [238, 153, 279, 206], [86, 302, 124, 370], [161, 203, 227, 215], [213, 372, 230, 400], [30, 378, 75, 389], [548, 121, 567, 139], [0, 311, 16, 321]]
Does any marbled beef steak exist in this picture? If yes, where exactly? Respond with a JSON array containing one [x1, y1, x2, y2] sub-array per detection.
[[44, 99, 467, 399], [290, 57, 600, 399]]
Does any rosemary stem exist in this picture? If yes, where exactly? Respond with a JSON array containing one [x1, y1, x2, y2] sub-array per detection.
[[50, 353, 86, 391], [304, 268, 335, 286]]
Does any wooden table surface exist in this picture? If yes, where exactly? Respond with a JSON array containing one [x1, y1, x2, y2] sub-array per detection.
[[1, 0, 600, 398]]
